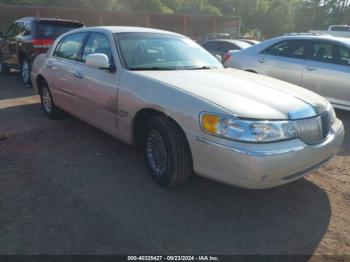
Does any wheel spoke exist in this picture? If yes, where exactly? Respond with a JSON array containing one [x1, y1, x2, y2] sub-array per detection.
[[146, 129, 168, 176], [42, 87, 52, 113]]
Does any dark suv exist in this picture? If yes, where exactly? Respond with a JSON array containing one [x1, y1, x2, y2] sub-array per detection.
[[0, 17, 84, 87]]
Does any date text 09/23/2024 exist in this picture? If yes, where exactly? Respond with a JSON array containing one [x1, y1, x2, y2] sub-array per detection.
[[127, 256, 220, 261]]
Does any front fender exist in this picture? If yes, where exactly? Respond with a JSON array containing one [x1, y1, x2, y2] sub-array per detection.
[[30, 54, 47, 92], [116, 71, 232, 145]]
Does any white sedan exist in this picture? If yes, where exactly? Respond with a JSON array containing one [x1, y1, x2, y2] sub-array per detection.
[[31, 27, 344, 189]]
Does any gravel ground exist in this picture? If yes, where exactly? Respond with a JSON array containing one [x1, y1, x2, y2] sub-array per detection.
[[0, 72, 349, 256]]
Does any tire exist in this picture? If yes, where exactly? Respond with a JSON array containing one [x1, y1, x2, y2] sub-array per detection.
[[144, 116, 193, 188], [39, 81, 64, 120], [0, 60, 10, 74], [20, 57, 32, 88]]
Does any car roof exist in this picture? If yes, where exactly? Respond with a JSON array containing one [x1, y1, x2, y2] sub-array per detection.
[[278, 34, 350, 47], [16, 17, 83, 24], [75, 26, 181, 36], [203, 39, 249, 45]]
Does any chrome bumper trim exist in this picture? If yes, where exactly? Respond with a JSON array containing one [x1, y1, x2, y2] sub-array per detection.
[[195, 137, 304, 156]]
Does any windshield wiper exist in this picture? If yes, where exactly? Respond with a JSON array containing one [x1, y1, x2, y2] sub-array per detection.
[[188, 65, 216, 70], [129, 67, 177, 71]]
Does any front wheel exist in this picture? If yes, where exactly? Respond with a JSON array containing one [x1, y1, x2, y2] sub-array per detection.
[[39, 82, 64, 120], [20, 57, 32, 88], [144, 116, 193, 188]]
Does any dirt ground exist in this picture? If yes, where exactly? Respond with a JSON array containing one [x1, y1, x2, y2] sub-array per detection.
[[0, 72, 349, 257]]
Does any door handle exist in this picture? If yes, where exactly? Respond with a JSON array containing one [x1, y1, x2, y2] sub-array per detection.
[[305, 66, 317, 71], [74, 71, 84, 79], [257, 58, 266, 63]]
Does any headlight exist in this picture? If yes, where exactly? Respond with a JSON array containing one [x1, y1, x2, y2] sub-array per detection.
[[200, 113, 296, 143]]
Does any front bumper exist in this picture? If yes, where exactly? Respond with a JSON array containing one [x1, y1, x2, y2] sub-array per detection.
[[187, 119, 344, 189]]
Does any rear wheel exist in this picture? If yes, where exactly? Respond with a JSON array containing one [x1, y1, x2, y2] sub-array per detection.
[[0, 60, 10, 74], [20, 57, 32, 88], [39, 81, 64, 120], [144, 116, 193, 188]]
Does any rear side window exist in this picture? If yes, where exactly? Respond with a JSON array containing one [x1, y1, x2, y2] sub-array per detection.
[[310, 42, 333, 62], [262, 40, 307, 59], [38, 21, 84, 40], [15, 22, 26, 36], [23, 22, 32, 36], [54, 32, 86, 61]]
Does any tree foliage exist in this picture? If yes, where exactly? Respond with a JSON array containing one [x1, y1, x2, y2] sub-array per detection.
[[1, 0, 350, 37]]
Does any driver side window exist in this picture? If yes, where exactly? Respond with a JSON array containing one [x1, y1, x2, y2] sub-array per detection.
[[262, 40, 307, 59], [82, 32, 113, 63]]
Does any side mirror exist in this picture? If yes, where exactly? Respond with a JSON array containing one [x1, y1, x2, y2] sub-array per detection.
[[86, 53, 112, 71], [215, 54, 222, 63]]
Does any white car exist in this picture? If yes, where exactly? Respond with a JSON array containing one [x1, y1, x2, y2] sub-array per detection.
[[224, 34, 350, 111], [310, 25, 350, 38], [31, 27, 344, 189]]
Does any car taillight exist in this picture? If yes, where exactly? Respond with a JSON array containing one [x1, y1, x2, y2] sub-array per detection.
[[32, 39, 54, 49], [223, 53, 232, 63]]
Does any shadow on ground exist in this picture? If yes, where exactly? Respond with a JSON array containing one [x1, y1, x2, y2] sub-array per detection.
[[0, 103, 332, 255]]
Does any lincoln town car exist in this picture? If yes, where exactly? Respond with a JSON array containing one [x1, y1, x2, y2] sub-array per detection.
[[31, 27, 344, 189]]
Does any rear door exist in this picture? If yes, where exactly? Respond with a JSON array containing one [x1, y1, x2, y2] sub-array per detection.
[[255, 39, 308, 86], [301, 41, 350, 108], [70, 32, 119, 136], [45, 32, 87, 114]]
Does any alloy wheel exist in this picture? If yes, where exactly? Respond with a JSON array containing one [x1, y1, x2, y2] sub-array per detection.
[[146, 129, 168, 176], [42, 86, 53, 113]]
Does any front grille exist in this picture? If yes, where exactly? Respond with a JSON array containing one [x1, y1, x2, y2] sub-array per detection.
[[293, 112, 331, 145]]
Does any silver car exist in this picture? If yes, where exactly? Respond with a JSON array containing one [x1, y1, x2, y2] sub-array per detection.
[[31, 27, 344, 189], [201, 39, 252, 60], [224, 34, 350, 111]]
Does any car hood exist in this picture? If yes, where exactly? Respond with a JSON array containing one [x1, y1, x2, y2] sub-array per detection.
[[134, 68, 329, 120]]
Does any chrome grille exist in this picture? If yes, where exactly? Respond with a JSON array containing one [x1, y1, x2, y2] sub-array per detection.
[[293, 112, 331, 145]]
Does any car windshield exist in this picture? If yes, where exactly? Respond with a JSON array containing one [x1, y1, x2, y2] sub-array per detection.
[[115, 32, 223, 70]]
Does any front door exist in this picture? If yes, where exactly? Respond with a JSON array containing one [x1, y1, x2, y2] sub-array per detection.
[[71, 32, 119, 136], [255, 39, 308, 86]]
